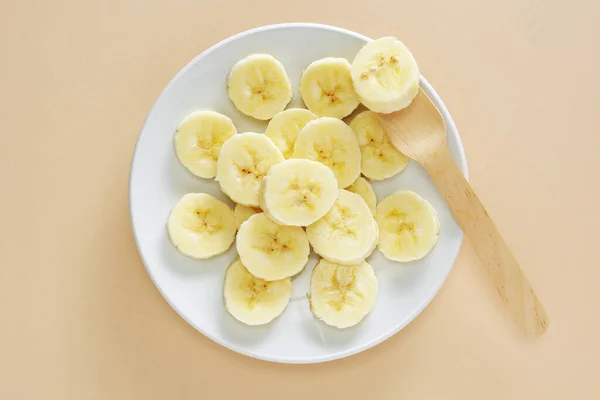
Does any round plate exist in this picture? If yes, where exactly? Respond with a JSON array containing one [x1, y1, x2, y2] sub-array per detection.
[[130, 23, 468, 363]]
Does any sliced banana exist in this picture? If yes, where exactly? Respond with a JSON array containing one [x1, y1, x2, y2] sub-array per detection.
[[350, 37, 420, 114], [224, 258, 292, 326], [227, 54, 292, 120], [167, 193, 236, 259], [260, 159, 338, 226], [174, 110, 237, 179], [293, 117, 361, 188], [309, 259, 378, 329], [347, 177, 377, 215], [349, 110, 409, 180], [264, 108, 318, 159], [300, 57, 360, 119], [234, 204, 261, 230], [306, 189, 378, 265], [236, 213, 310, 281], [376, 191, 440, 262], [216, 133, 284, 207]]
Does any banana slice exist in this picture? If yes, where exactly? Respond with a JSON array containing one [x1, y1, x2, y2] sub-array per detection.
[[216, 133, 284, 207], [300, 57, 360, 119], [349, 110, 409, 180], [167, 193, 236, 259], [227, 54, 292, 120], [376, 191, 440, 262], [306, 189, 378, 265], [236, 213, 310, 280], [234, 204, 261, 230], [293, 117, 361, 188], [224, 258, 292, 325], [264, 108, 318, 159], [309, 259, 378, 328], [260, 159, 338, 226], [350, 37, 420, 114], [174, 111, 237, 179], [347, 177, 377, 215]]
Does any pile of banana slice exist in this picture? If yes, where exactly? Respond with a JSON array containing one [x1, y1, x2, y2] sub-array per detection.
[[168, 37, 440, 329]]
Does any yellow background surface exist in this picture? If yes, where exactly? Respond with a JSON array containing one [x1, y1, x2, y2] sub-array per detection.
[[1, 1, 599, 398]]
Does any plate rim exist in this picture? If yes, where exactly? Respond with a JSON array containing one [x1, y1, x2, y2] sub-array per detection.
[[129, 22, 469, 364]]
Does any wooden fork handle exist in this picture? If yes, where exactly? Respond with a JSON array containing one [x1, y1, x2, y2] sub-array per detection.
[[424, 146, 548, 336]]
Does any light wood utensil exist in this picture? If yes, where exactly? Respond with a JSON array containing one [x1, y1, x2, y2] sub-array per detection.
[[378, 88, 549, 336]]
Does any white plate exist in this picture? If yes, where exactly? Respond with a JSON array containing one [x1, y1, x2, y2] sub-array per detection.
[[130, 23, 468, 363]]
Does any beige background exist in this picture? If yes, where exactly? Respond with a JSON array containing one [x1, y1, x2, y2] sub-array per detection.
[[1, 0, 599, 398]]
